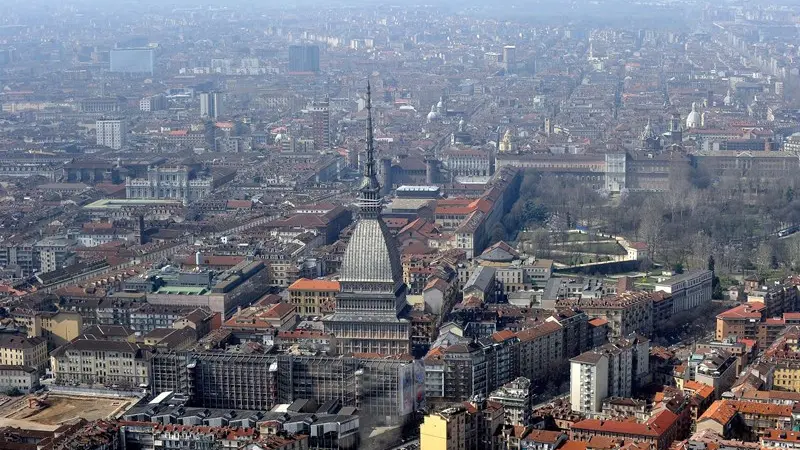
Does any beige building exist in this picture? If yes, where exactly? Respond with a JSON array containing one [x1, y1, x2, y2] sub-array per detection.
[[0, 334, 47, 373], [31, 311, 83, 349], [557, 291, 653, 337], [516, 321, 563, 384], [459, 242, 554, 294], [50, 340, 150, 387], [288, 278, 340, 316]]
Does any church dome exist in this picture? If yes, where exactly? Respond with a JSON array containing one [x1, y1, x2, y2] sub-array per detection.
[[686, 102, 701, 129], [427, 105, 439, 122]]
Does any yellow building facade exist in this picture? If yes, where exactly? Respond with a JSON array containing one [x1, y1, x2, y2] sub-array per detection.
[[420, 408, 466, 450], [31, 311, 83, 349]]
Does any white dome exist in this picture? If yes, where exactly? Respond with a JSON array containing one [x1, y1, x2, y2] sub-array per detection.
[[427, 105, 439, 122], [686, 102, 701, 129]]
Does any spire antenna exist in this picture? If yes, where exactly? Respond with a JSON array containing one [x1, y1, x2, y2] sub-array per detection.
[[358, 80, 381, 217], [365, 81, 375, 179]]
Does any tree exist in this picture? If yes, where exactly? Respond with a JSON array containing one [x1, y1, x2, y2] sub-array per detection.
[[672, 263, 684, 274], [489, 224, 506, 245], [638, 198, 665, 261], [708, 255, 715, 273], [787, 237, 800, 270], [756, 242, 775, 276], [527, 229, 552, 258], [522, 200, 548, 225]]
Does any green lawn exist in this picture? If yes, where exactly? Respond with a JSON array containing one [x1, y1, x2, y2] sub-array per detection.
[[566, 232, 593, 242], [558, 242, 627, 256]]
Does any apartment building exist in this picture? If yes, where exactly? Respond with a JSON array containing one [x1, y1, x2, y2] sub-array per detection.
[[489, 377, 533, 427], [50, 339, 150, 387], [557, 291, 653, 338], [420, 405, 469, 450], [716, 303, 764, 341], [697, 400, 793, 440], [570, 351, 609, 414], [288, 278, 340, 316], [222, 303, 298, 342], [0, 365, 39, 393], [570, 334, 650, 414], [35, 236, 76, 273], [424, 342, 487, 404], [96, 119, 126, 149], [31, 310, 83, 349], [716, 303, 798, 348], [0, 334, 47, 373], [691, 350, 739, 399], [515, 321, 563, 384], [748, 282, 799, 318], [570, 409, 682, 450], [420, 400, 505, 450]]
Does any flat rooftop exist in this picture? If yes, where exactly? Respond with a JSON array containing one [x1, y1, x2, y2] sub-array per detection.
[[85, 198, 183, 209], [155, 286, 208, 295]]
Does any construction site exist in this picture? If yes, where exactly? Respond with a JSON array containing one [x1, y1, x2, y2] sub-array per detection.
[[0, 393, 137, 431]]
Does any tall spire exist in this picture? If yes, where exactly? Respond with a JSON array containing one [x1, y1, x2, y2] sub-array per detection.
[[365, 81, 376, 180], [359, 81, 381, 218]]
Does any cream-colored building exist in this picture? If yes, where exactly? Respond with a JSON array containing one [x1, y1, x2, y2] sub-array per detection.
[[0, 334, 47, 373], [50, 340, 150, 387], [31, 311, 83, 349]]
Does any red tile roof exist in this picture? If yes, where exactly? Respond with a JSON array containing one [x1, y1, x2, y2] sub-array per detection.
[[516, 321, 562, 342], [716, 303, 764, 320], [571, 409, 678, 438], [491, 329, 516, 343], [288, 278, 340, 292]]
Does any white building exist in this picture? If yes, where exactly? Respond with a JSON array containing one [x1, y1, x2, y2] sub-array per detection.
[[654, 269, 713, 313], [96, 119, 126, 150], [50, 339, 150, 387], [0, 365, 39, 392], [200, 92, 223, 119], [570, 334, 650, 414], [139, 94, 167, 112], [489, 376, 532, 426], [125, 166, 229, 202], [35, 237, 75, 274], [570, 351, 609, 414]]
